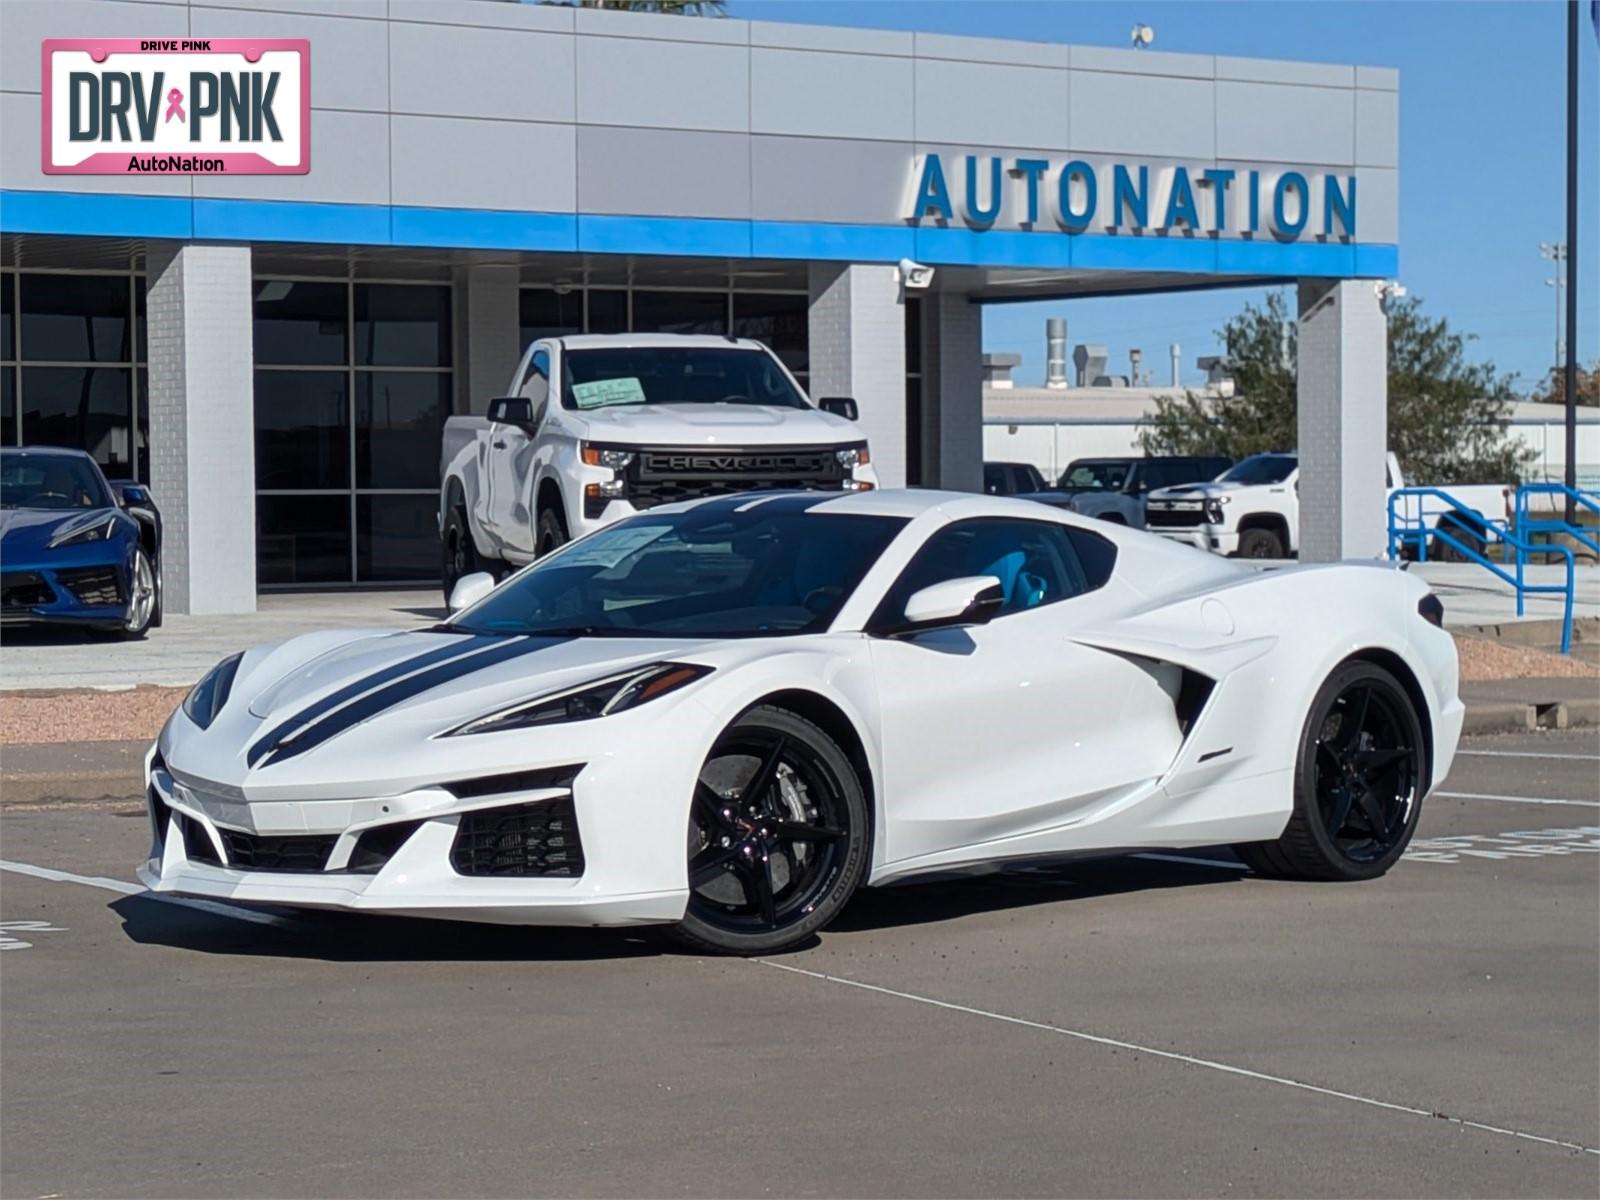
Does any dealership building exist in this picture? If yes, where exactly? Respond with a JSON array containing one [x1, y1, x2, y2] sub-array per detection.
[[0, 0, 1400, 612]]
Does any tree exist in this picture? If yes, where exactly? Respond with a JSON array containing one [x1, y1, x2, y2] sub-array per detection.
[[1139, 291, 1534, 484], [541, 0, 727, 13], [1530, 361, 1599, 407]]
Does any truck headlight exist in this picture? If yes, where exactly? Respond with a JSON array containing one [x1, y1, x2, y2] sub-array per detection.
[[444, 663, 712, 736], [835, 443, 870, 470], [1204, 496, 1230, 524], [580, 444, 635, 470]]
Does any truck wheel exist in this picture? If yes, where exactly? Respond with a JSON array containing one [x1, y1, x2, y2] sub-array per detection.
[[1238, 528, 1285, 559], [536, 507, 569, 558]]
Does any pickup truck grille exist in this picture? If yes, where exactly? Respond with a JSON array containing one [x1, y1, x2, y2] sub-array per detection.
[[1145, 503, 1209, 529], [625, 446, 846, 510]]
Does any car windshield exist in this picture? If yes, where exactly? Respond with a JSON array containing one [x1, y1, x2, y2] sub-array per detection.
[[1219, 455, 1297, 485], [452, 507, 907, 638], [561, 347, 810, 412], [0, 452, 110, 510], [1058, 461, 1129, 491]]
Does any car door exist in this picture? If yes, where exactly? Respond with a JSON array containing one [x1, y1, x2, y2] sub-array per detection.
[[866, 517, 1186, 868], [485, 349, 550, 556]]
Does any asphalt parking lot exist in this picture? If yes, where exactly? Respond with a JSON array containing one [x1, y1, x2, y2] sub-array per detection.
[[2, 729, 1596, 1199]]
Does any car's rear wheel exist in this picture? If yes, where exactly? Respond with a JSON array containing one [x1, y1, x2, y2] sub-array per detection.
[[1234, 661, 1426, 881], [118, 548, 157, 640], [535, 506, 568, 558], [442, 503, 507, 602], [672, 706, 869, 956]]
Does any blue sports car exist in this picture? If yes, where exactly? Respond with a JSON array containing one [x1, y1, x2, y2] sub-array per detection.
[[1, 447, 162, 639]]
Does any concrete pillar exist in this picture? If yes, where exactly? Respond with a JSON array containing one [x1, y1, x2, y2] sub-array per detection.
[[455, 264, 521, 416], [145, 243, 256, 614], [807, 263, 907, 487], [922, 288, 984, 493], [1296, 278, 1388, 561]]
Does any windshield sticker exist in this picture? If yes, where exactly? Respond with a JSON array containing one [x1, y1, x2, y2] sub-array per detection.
[[571, 377, 647, 409], [548, 525, 671, 570]]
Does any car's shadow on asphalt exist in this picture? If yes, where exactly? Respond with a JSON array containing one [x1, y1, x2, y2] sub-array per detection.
[[109, 852, 1245, 962], [1, 625, 115, 646]]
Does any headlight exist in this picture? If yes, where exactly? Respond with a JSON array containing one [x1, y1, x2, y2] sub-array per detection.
[[580, 444, 635, 470], [445, 662, 712, 737], [183, 653, 244, 730], [47, 515, 117, 548], [835, 443, 870, 470], [1204, 496, 1231, 523]]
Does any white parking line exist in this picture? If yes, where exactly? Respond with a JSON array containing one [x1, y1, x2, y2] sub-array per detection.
[[0, 859, 293, 927], [1456, 750, 1600, 762], [1434, 791, 1599, 808], [757, 959, 1599, 1157]]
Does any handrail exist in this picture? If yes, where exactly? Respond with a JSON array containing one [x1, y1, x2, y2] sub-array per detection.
[[1387, 486, 1575, 653], [1514, 483, 1600, 563]]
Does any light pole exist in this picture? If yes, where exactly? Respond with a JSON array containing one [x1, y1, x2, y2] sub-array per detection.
[[1541, 242, 1567, 380]]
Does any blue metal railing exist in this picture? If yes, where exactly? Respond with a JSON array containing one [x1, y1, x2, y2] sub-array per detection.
[[1514, 483, 1600, 563], [1387, 486, 1575, 653]]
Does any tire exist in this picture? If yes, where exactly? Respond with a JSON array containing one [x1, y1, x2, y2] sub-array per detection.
[[1432, 513, 1485, 564], [1237, 527, 1286, 559], [1234, 661, 1427, 882], [117, 547, 157, 640], [671, 705, 870, 956], [441, 502, 507, 602], [535, 505, 569, 558]]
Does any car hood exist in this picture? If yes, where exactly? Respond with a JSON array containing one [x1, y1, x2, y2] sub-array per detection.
[[1148, 481, 1249, 500], [0, 506, 122, 554], [572, 403, 860, 446]]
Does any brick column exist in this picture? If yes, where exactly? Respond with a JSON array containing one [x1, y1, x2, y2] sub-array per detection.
[[922, 289, 984, 493], [145, 242, 256, 614], [1297, 278, 1388, 561], [454, 264, 522, 416], [807, 263, 907, 488]]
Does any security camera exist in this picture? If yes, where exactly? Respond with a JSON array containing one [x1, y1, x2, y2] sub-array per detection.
[[898, 258, 935, 290], [1375, 280, 1407, 313], [1130, 23, 1155, 48]]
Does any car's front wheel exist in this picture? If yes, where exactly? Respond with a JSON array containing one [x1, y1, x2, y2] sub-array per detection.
[[672, 706, 869, 956], [118, 547, 157, 640], [1234, 661, 1427, 881]]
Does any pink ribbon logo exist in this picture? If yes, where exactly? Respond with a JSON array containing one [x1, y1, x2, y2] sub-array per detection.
[[164, 88, 185, 123]]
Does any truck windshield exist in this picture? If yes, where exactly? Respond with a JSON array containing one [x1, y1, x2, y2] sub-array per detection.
[[451, 508, 907, 638], [1219, 455, 1297, 485], [1058, 461, 1129, 491], [561, 347, 810, 412]]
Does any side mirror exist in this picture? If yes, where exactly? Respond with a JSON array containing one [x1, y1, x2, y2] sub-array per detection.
[[819, 396, 859, 421], [487, 397, 536, 430], [891, 575, 1004, 637], [108, 480, 151, 509], [447, 570, 496, 614]]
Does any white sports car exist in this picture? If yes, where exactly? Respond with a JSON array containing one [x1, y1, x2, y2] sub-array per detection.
[[140, 489, 1462, 954]]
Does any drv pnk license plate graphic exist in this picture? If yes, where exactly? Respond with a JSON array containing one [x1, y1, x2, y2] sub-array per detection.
[[41, 38, 309, 175]]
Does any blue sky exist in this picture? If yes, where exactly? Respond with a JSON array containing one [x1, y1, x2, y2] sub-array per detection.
[[731, 0, 1598, 395]]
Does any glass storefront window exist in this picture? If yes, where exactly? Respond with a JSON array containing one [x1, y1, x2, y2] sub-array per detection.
[[257, 494, 353, 585], [20, 366, 134, 476], [733, 293, 808, 375], [355, 284, 451, 368], [357, 494, 438, 582], [587, 289, 628, 333], [19, 274, 131, 363], [356, 372, 450, 489], [254, 370, 350, 490], [253, 279, 347, 366], [2, 275, 13, 360], [632, 290, 727, 336], [2, 371, 16, 449], [519, 289, 583, 349]]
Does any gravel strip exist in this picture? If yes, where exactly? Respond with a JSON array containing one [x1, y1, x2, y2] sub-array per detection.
[[0, 686, 185, 746], [1453, 634, 1599, 682]]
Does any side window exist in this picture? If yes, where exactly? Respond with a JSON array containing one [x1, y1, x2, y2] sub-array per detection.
[[872, 517, 1116, 629], [983, 465, 1006, 495], [521, 349, 551, 425]]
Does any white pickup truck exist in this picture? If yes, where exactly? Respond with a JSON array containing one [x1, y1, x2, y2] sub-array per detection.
[[439, 333, 877, 594], [1145, 451, 1508, 559]]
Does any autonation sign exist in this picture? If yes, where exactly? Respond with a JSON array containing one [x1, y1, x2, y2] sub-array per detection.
[[41, 38, 309, 176], [909, 153, 1356, 239]]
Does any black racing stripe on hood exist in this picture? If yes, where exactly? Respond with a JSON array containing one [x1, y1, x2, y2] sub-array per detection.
[[254, 635, 572, 767], [246, 633, 496, 767]]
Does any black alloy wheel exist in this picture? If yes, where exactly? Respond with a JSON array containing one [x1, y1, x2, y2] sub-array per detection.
[[442, 504, 476, 601], [672, 706, 869, 955], [1235, 661, 1426, 881], [535, 507, 568, 558]]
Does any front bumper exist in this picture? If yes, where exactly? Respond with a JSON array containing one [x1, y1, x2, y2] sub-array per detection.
[[138, 704, 712, 926], [0, 551, 132, 627], [1152, 527, 1238, 555]]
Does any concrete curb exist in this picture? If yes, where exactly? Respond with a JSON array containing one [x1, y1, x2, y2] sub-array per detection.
[[1460, 696, 1599, 735]]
